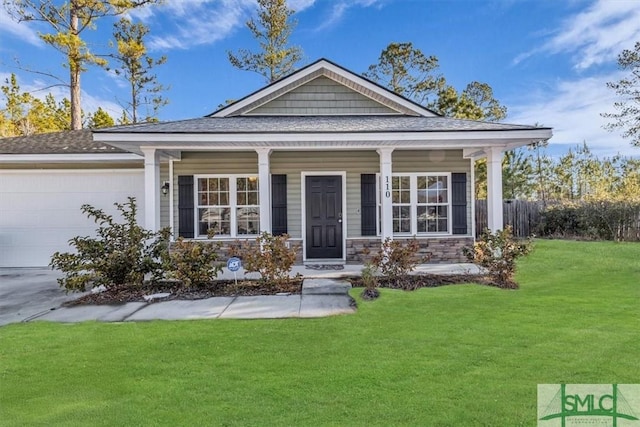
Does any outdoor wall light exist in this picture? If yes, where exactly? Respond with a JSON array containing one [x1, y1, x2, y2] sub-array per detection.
[[161, 181, 170, 196]]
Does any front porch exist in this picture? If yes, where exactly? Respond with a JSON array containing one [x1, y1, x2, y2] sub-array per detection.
[[144, 147, 501, 265]]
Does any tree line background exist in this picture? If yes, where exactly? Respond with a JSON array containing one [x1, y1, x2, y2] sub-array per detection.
[[1, 0, 639, 240]]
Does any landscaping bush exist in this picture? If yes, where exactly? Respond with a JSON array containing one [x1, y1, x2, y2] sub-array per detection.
[[233, 232, 300, 286], [50, 197, 170, 292], [464, 226, 531, 289], [162, 237, 223, 287], [360, 262, 379, 300], [539, 200, 640, 241], [367, 237, 426, 287]]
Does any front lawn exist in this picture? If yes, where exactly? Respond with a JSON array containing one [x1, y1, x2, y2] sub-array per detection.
[[1, 240, 638, 426]]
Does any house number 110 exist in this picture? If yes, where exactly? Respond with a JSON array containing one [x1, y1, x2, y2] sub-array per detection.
[[385, 176, 391, 198]]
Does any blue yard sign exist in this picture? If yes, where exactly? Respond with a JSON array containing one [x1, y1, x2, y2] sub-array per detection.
[[227, 257, 241, 272]]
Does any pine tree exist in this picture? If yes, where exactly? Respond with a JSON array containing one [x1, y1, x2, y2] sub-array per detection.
[[228, 0, 303, 83]]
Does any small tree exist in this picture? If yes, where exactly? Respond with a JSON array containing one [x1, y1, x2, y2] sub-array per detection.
[[233, 232, 299, 286], [369, 237, 424, 286], [50, 197, 169, 291], [227, 0, 303, 83], [162, 237, 223, 287], [86, 107, 115, 128], [109, 17, 168, 123], [464, 226, 531, 289], [603, 41, 640, 147]]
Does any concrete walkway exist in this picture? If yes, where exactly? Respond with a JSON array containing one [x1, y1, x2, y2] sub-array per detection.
[[0, 263, 479, 325], [20, 278, 355, 324]]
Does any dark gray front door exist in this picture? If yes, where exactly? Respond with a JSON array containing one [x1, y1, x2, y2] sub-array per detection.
[[305, 175, 343, 259]]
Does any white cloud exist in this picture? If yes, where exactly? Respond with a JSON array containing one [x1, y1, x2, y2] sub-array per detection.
[[515, 0, 640, 70], [127, 0, 318, 51], [288, 0, 317, 12], [0, 8, 43, 47], [509, 71, 639, 157], [315, 0, 385, 31], [144, 0, 254, 50]]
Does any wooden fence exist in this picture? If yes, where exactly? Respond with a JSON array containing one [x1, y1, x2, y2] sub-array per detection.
[[475, 200, 640, 240], [475, 200, 543, 238]]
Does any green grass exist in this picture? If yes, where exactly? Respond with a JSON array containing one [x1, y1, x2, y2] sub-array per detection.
[[1, 240, 638, 426]]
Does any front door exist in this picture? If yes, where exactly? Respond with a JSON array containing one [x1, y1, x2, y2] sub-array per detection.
[[305, 175, 343, 259]]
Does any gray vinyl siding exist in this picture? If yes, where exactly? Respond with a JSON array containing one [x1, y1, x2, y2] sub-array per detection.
[[247, 76, 399, 115], [171, 152, 259, 233], [392, 150, 472, 236], [170, 149, 472, 239], [160, 162, 170, 228], [271, 151, 379, 239]]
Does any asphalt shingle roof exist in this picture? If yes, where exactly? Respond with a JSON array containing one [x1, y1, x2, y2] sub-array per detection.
[[0, 129, 126, 154], [96, 115, 545, 134]]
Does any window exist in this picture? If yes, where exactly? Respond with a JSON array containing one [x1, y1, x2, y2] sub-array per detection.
[[391, 173, 450, 235], [196, 175, 260, 237], [392, 176, 411, 233]]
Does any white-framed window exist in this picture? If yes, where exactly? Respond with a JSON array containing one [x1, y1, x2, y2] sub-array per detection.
[[196, 175, 260, 237], [390, 173, 451, 235]]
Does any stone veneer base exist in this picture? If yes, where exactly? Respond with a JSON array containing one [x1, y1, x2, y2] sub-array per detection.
[[185, 236, 473, 266]]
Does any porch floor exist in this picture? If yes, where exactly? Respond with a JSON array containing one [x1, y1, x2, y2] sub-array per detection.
[[217, 262, 481, 280]]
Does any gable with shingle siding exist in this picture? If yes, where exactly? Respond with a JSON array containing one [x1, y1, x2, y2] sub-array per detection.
[[245, 76, 402, 116]]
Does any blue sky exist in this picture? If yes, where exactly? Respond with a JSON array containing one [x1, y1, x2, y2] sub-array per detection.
[[1, 0, 640, 158]]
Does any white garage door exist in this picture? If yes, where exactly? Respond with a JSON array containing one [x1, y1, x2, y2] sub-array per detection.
[[0, 169, 144, 267]]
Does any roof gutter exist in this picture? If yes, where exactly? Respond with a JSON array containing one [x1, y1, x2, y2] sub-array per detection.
[[0, 153, 143, 163]]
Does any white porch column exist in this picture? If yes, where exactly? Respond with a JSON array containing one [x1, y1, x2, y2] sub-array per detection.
[[141, 148, 161, 231], [486, 146, 504, 231], [378, 148, 394, 241], [256, 148, 272, 234]]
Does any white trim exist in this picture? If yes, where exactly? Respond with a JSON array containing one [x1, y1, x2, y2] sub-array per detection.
[[193, 174, 261, 239], [211, 60, 436, 118], [95, 129, 552, 145], [0, 153, 142, 163], [300, 171, 347, 263], [378, 148, 394, 241], [470, 157, 476, 240], [142, 148, 161, 231], [486, 146, 504, 231], [376, 172, 381, 236], [256, 148, 272, 234], [390, 172, 453, 237], [169, 158, 175, 238], [0, 168, 142, 174]]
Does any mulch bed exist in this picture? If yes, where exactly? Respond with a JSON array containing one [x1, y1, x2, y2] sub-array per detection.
[[347, 273, 513, 291], [64, 279, 303, 306]]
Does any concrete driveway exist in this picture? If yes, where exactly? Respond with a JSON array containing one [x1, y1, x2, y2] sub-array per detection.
[[0, 268, 79, 326]]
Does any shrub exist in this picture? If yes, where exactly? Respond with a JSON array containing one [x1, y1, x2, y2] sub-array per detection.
[[360, 262, 380, 300], [369, 237, 425, 284], [162, 237, 223, 287], [50, 197, 170, 292], [539, 200, 640, 241], [233, 232, 300, 286], [464, 226, 531, 288]]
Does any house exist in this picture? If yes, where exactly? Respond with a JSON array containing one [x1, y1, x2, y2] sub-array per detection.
[[0, 59, 552, 267]]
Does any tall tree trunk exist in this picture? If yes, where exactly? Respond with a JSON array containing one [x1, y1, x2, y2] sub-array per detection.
[[131, 79, 137, 123], [69, 3, 82, 130], [70, 67, 82, 130]]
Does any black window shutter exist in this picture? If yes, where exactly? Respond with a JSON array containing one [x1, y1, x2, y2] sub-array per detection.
[[178, 175, 194, 238], [361, 174, 377, 236], [451, 172, 467, 235], [271, 174, 287, 235]]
